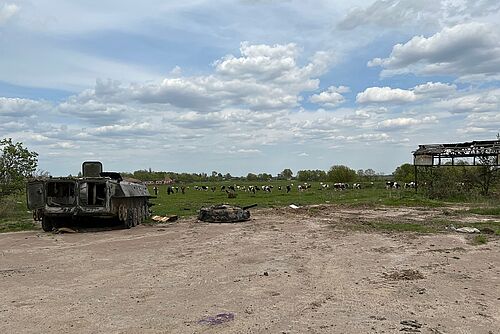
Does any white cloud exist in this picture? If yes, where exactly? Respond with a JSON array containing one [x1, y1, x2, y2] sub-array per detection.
[[413, 82, 457, 96], [368, 22, 500, 81], [378, 116, 437, 130], [356, 82, 458, 104], [356, 87, 416, 104], [57, 98, 134, 125], [0, 3, 19, 25], [49, 142, 80, 149], [434, 88, 500, 113], [0, 97, 52, 117], [337, 0, 441, 30], [337, 0, 500, 30], [235, 148, 261, 154], [88, 122, 152, 137], [66, 42, 336, 112], [330, 133, 392, 143], [309, 86, 349, 107]]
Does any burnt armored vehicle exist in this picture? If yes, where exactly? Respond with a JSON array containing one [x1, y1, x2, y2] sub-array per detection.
[[27, 161, 152, 231], [198, 204, 257, 223]]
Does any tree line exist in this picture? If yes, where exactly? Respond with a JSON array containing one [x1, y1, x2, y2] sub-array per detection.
[[1, 137, 498, 201]]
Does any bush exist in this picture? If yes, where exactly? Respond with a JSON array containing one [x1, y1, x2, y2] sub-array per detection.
[[0, 138, 38, 197]]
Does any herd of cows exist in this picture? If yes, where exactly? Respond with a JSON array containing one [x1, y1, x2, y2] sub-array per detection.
[[150, 181, 417, 196]]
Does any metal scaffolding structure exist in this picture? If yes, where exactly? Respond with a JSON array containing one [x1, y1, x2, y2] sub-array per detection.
[[412, 140, 500, 192], [413, 140, 500, 167]]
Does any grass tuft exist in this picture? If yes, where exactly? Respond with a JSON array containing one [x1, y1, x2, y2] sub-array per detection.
[[468, 207, 500, 216], [472, 235, 488, 245]]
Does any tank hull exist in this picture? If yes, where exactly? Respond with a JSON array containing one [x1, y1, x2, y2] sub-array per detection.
[[27, 163, 152, 231]]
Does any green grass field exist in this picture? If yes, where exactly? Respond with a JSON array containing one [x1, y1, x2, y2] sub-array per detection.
[[0, 193, 37, 233], [148, 181, 442, 217], [1, 180, 499, 234]]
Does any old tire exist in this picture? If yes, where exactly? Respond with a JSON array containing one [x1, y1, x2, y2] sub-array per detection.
[[41, 216, 53, 232]]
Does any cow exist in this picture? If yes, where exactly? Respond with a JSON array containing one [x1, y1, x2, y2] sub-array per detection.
[[333, 183, 347, 190], [404, 182, 416, 189], [167, 186, 174, 195], [298, 183, 311, 191], [386, 181, 401, 189]]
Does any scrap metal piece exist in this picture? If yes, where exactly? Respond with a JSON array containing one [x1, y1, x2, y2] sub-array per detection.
[[198, 204, 255, 223]]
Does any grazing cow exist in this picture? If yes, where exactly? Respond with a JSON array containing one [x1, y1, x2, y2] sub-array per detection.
[[353, 183, 361, 189], [286, 185, 291, 193], [298, 183, 311, 191], [167, 186, 174, 195], [333, 183, 347, 190], [262, 185, 273, 192], [404, 182, 416, 189], [386, 181, 401, 189], [228, 185, 236, 192], [221, 185, 226, 192]]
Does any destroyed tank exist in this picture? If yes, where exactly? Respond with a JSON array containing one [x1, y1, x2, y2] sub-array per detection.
[[26, 161, 152, 231], [198, 204, 256, 223]]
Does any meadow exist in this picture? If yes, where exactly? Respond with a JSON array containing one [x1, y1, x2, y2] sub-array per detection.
[[147, 181, 436, 217], [146, 180, 498, 216], [1, 180, 499, 234]]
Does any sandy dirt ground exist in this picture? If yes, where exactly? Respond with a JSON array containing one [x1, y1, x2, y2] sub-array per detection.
[[0, 205, 499, 334]]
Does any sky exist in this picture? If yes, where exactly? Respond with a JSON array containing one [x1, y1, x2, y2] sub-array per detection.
[[1, 0, 499, 177]]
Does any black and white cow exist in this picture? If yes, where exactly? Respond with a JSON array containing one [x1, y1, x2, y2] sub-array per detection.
[[386, 181, 401, 189], [333, 183, 347, 190]]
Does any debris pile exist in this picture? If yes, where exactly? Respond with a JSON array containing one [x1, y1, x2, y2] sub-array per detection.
[[151, 215, 178, 223], [198, 312, 235, 325], [447, 225, 480, 233], [198, 204, 256, 223]]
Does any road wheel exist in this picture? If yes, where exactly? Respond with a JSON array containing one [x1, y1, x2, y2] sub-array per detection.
[[138, 206, 145, 224], [132, 208, 138, 227], [124, 209, 133, 229], [118, 205, 127, 222], [41, 216, 53, 232]]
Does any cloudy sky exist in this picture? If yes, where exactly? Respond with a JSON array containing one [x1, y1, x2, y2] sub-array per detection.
[[1, 0, 499, 176]]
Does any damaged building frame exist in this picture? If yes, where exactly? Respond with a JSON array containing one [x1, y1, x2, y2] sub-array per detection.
[[412, 140, 500, 192]]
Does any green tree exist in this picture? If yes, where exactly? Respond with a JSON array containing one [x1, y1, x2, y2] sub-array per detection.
[[465, 157, 499, 196], [258, 173, 272, 181], [393, 163, 415, 183], [279, 168, 293, 180], [297, 169, 326, 181], [364, 169, 376, 181], [0, 138, 38, 196], [327, 165, 356, 183], [246, 173, 258, 181]]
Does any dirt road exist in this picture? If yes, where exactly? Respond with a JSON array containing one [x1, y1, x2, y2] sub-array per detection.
[[1, 206, 498, 333]]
